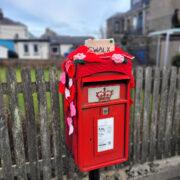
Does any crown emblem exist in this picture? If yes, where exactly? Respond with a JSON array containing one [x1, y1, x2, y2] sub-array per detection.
[[96, 87, 113, 102]]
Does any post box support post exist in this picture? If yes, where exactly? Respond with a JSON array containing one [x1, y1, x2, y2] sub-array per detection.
[[89, 169, 100, 180]]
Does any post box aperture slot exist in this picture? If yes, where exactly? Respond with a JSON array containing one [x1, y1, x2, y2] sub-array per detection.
[[88, 85, 120, 103]]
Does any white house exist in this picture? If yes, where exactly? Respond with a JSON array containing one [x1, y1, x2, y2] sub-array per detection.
[[0, 9, 29, 39], [41, 28, 93, 57], [0, 45, 8, 59], [14, 39, 50, 60]]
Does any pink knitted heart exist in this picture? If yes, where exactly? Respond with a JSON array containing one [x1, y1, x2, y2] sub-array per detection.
[[112, 54, 125, 63], [70, 101, 76, 117], [60, 72, 66, 84], [67, 117, 74, 135]]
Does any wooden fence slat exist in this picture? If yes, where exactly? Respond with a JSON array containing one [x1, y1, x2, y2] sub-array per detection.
[[36, 68, 51, 180], [133, 67, 143, 163], [173, 68, 180, 155], [129, 69, 135, 164], [0, 84, 14, 180], [141, 67, 152, 163], [7, 67, 28, 180], [164, 67, 177, 157], [149, 67, 160, 161], [49, 67, 63, 179], [157, 68, 170, 159], [21, 68, 40, 180]]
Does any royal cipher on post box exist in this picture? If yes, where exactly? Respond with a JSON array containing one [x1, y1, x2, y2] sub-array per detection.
[[59, 44, 134, 172]]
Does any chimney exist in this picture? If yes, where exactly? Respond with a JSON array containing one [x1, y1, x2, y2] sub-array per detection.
[[0, 8, 3, 19]]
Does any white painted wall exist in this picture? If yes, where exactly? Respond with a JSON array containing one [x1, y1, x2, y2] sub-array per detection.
[[0, 25, 28, 39], [15, 41, 50, 59], [0, 46, 8, 59], [60, 44, 73, 56]]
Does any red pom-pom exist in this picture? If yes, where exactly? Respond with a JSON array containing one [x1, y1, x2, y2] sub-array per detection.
[[58, 82, 65, 94], [68, 85, 75, 102], [64, 99, 69, 110], [65, 60, 75, 78], [67, 64, 75, 78]]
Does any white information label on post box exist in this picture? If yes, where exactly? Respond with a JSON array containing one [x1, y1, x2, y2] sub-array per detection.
[[98, 117, 114, 152], [88, 85, 120, 103]]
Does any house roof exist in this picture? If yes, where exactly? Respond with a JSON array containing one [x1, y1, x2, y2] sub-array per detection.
[[40, 28, 93, 45], [0, 9, 26, 27], [0, 17, 26, 26], [107, 4, 148, 21], [14, 38, 49, 42], [107, 12, 124, 21], [50, 35, 94, 45]]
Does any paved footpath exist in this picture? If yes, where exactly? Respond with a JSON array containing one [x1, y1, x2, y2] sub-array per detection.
[[62, 156, 180, 179], [100, 156, 180, 180], [128, 156, 180, 180]]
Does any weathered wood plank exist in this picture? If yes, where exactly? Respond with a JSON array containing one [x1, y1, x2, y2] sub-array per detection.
[[7, 67, 27, 179], [157, 68, 170, 159], [173, 68, 180, 155], [133, 67, 143, 163], [129, 69, 135, 164], [49, 67, 63, 180], [0, 156, 60, 178], [0, 83, 14, 180], [21, 67, 40, 180], [164, 67, 177, 157], [149, 67, 160, 161], [36, 68, 51, 180], [66, 151, 75, 180], [0, 81, 50, 94], [141, 67, 152, 163]]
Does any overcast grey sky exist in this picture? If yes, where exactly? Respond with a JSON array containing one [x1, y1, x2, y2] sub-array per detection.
[[1, 0, 130, 37]]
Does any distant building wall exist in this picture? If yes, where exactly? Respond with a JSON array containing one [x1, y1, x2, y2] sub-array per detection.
[[106, 5, 150, 64], [148, 36, 180, 67], [0, 25, 28, 39], [131, 0, 150, 10], [107, 0, 180, 65], [160, 38, 180, 67], [60, 44, 73, 56], [148, 0, 180, 31], [0, 45, 8, 59], [15, 41, 49, 59]]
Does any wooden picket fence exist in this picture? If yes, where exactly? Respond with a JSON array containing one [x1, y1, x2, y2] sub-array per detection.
[[0, 66, 179, 180]]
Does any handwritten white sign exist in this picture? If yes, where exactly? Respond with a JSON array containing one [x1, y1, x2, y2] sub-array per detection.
[[85, 39, 115, 54]]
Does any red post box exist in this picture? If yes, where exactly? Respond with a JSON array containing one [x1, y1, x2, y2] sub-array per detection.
[[59, 44, 134, 172]]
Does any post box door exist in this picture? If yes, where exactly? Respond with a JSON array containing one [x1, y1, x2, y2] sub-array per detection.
[[80, 104, 126, 168], [78, 77, 130, 170]]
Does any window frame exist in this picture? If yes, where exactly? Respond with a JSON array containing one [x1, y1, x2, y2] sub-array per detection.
[[23, 44, 29, 56], [33, 44, 39, 55]]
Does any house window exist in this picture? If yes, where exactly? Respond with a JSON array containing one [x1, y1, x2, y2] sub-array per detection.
[[23, 44, 29, 55], [133, 16, 138, 30], [121, 19, 125, 33], [51, 46, 59, 56], [14, 33, 19, 39], [114, 21, 120, 33], [52, 47, 58, 53], [137, 12, 143, 34], [127, 19, 131, 33], [34, 44, 39, 54]]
